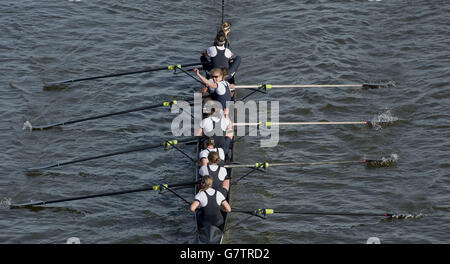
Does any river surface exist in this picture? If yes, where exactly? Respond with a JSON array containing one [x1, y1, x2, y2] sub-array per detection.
[[1, 0, 449, 244]]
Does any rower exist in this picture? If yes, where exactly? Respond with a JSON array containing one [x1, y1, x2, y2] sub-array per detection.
[[199, 137, 225, 167], [200, 34, 241, 83], [194, 67, 234, 111], [194, 101, 233, 155], [190, 175, 231, 228], [199, 151, 230, 196], [215, 21, 239, 83], [217, 21, 231, 49]]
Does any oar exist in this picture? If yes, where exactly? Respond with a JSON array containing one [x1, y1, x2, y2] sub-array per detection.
[[224, 158, 397, 169], [232, 208, 421, 219], [234, 121, 393, 128], [27, 137, 196, 171], [23, 100, 186, 131], [9, 180, 200, 208], [221, 0, 225, 25], [235, 82, 395, 90], [44, 62, 202, 87]]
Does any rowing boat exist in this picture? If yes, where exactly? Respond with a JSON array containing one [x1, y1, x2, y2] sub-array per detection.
[[194, 85, 236, 244]]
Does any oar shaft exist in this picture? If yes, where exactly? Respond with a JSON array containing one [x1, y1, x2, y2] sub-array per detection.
[[234, 121, 368, 126], [48, 62, 202, 84], [11, 179, 201, 208], [32, 103, 163, 130], [56, 68, 166, 84], [270, 161, 360, 166], [235, 84, 363, 89], [232, 208, 392, 217], [276, 121, 367, 125], [225, 160, 361, 168], [225, 159, 390, 169], [10, 186, 155, 208], [27, 137, 196, 170], [273, 211, 390, 217], [221, 0, 225, 24]]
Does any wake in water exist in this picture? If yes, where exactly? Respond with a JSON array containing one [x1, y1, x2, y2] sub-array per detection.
[[368, 110, 398, 130]]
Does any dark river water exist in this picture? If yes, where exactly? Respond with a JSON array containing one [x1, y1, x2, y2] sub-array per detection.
[[1, 0, 449, 244]]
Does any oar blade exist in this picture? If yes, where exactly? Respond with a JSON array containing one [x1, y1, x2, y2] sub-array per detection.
[[362, 81, 396, 89], [366, 120, 395, 129], [43, 82, 71, 91], [23, 120, 64, 131], [387, 213, 424, 219], [364, 154, 398, 168], [364, 159, 397, 168], [9, 201, 46, 209], [27, 162, 61, 171]]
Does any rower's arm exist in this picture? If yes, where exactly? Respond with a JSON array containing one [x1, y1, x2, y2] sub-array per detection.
[[190, 200, 200, 212], [222, 179, 230, 192], [194, 127, 203, 137], [194, 68, 217, 89], [221, 200, 231, 213]]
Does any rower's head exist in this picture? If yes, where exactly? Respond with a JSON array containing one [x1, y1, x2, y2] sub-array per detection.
[[210, 68, 228, 82], [215, 34, 227, 47], [204, 137, 215, 149], [208, 151, 222, 164], [200, 175, 213, 192], [202, 100, 222, 119]]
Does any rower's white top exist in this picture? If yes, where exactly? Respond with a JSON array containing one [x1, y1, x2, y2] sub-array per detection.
[[194, 188, 226, 207], [207, 79, 229, 95], [199, 148, 225, 162], [206, 46, 233, 59], [200, 112, 230, 133], [199, 164, 227, 180]]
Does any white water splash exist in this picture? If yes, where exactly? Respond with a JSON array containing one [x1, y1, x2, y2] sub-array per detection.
[[391, 213, 424, 219], [386, 154, 399, 164], [369, 110, 398, 130], [382, 153, 399, 164], [22, 121, 33, 131], [1, 197, 12, 208], [66, 237, 81, 244]]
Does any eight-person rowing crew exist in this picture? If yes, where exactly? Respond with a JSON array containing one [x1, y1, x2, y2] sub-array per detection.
[[189, 22, 238, 231]]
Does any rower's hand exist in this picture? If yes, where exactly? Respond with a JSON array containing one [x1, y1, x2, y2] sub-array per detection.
[[194, 68, 200, 75]]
